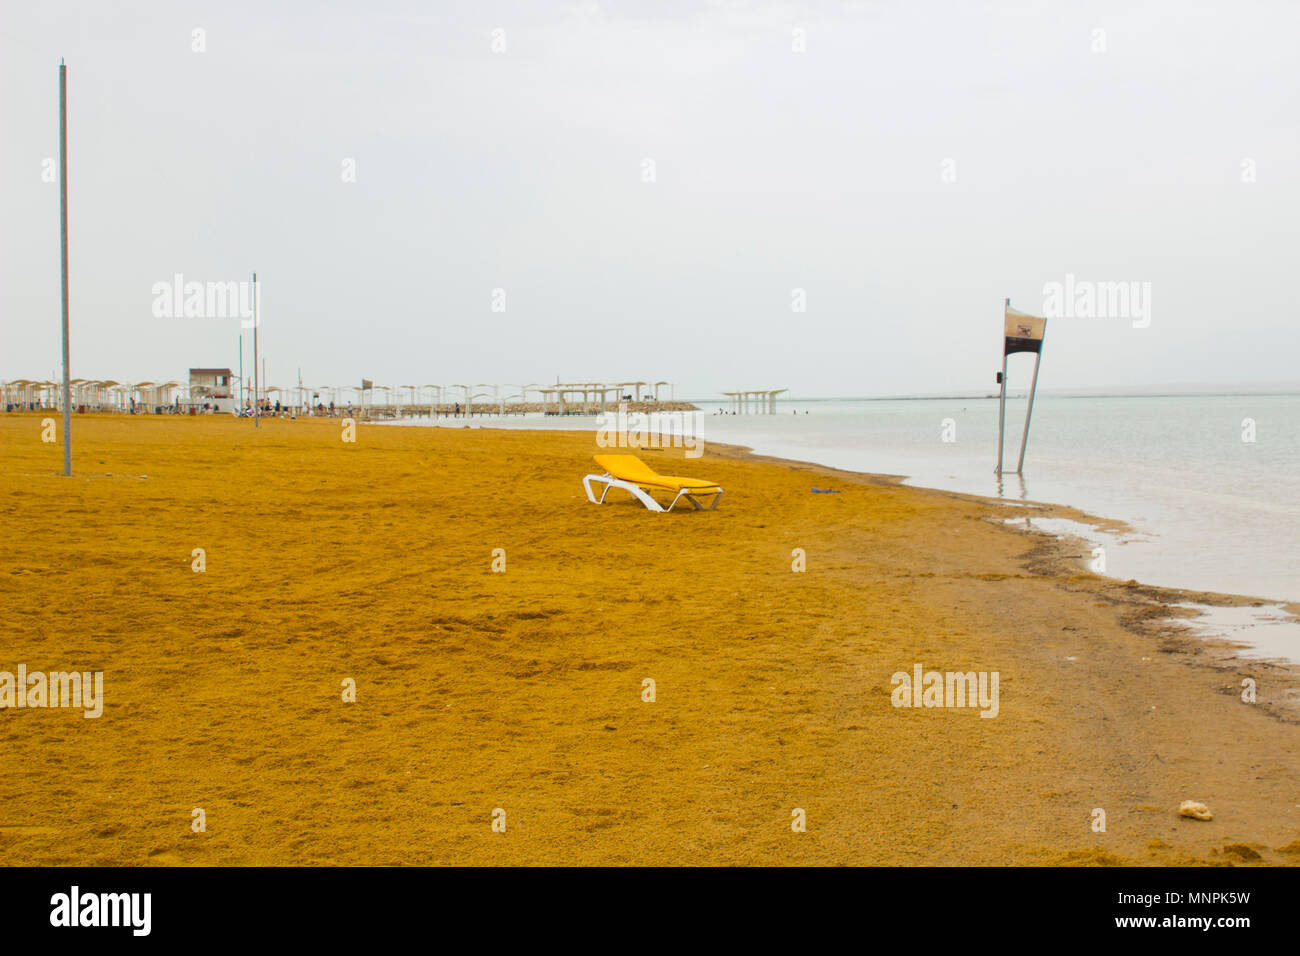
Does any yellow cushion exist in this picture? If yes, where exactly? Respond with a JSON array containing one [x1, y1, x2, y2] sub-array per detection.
[[593, 454, 719, 493]]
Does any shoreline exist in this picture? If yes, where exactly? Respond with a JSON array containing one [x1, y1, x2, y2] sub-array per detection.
[[2, 413, 1298, 865], [701, 435, 1300, 705], [391, 414, 1300, 627]]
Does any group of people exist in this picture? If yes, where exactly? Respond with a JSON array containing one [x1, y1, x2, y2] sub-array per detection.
[[713, 408, 810, 415], [240, 399, 353, 418]]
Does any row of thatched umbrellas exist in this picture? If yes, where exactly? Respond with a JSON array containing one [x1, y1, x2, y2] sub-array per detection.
[[1, 378, 184, 410], [2, 379, 679, 415], [306, 381, 675, 414]]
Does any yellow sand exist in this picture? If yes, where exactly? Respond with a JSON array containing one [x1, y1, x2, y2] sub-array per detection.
[[0, 413, 1297, 866]]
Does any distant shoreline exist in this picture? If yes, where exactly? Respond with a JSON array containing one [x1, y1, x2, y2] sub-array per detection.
[[683, 387, 1300, 404]]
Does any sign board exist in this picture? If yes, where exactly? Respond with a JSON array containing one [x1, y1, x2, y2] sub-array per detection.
[[1004, 306, 1047, 355]]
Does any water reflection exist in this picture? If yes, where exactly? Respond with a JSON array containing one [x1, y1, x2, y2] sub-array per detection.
[[994, 473, 1028, 500]]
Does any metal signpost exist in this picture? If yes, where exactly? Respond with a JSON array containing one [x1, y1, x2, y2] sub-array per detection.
[[996, 298, 1048, 476], [59, 62, 72, 475]]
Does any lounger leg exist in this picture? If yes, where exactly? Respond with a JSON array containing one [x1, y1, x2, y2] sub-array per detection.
[[582, 474, 605, 504], [666, 489, 722, 512], [584, 474, 622, 505], [671, 491, 703, 512], [625, 483, 666, 512], [583, 474, 666, 512]]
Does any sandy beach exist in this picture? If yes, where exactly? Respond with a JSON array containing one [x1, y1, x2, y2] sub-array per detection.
[[1, 413, 1297, 866]]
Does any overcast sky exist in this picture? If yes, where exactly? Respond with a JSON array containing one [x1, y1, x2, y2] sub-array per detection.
[[3, 1, 1297, 398]]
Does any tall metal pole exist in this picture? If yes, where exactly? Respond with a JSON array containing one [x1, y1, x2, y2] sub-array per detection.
[[995, 353, 1008, 475], [238, 334, 244, 412], [58, 61, 71, 475], [252, 271, 259, 427], [1016, 347, 1043, 474]]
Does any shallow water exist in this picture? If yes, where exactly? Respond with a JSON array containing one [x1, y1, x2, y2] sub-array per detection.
[[1170, 603, 1300, 664]]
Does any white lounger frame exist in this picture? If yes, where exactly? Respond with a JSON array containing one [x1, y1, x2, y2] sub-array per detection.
[[582, 472, 722, 513]]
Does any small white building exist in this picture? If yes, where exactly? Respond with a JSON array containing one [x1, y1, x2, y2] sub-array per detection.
[[189, 367, 237, 411]]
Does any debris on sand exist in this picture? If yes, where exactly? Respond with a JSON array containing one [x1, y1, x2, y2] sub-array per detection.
[[1179, 800, 1213, 821]]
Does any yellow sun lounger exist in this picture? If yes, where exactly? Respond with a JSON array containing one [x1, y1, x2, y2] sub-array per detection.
[[583, 454, 723, 512]]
